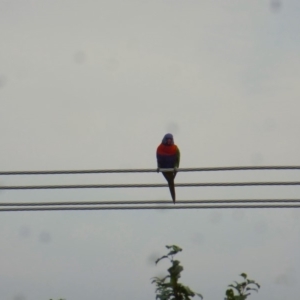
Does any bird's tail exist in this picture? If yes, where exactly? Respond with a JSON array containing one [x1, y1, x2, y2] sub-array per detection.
[[163, 172, 176, 204], [168, 179, 176, 204]]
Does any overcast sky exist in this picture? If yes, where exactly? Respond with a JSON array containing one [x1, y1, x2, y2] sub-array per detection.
[[1, 0, 300, 299]]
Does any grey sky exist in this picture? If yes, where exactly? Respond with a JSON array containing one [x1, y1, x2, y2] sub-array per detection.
[[0, 0, 300, 299]]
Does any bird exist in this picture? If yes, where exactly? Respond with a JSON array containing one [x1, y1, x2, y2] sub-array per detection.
[[156, 133, 180, 203]]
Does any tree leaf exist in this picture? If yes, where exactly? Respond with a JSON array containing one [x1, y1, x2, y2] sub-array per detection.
[[228, 284, 239, 293], [156, 255, 169, 264], [246, 287, 258, 292], [166, 245, 183, 256], [226, 289, 234, 297]]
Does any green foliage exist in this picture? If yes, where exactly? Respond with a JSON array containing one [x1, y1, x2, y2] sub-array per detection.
[[152, 245, 260, 300], [225, 273, 260, 300], [152, 245, 203, 300]]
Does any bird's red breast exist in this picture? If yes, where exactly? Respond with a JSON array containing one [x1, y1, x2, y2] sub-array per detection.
[[156, 144, 178, 156]]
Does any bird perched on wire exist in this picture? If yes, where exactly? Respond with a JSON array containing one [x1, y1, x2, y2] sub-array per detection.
[[156, 133, 180, 203]]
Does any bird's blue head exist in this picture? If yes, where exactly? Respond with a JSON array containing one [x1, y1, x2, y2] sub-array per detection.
[[162, 133, 174, 145]]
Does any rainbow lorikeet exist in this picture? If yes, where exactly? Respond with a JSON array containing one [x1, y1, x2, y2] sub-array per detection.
[[156, 133, 180, 203]]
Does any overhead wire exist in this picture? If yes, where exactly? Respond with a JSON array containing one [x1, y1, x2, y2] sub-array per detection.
[[1, 181, 300, 190], [1, 199, 300, 206], [1, 165, 300, 175], [1, 166, 300, 211], [0, 204, 300, 212]]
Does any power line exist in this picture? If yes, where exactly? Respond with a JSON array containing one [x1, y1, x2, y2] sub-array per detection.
[[1, 199, 300, 206], [1, 181, 300, 190], [1, 166, 300, 175], [0, 204, 300, 212]]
